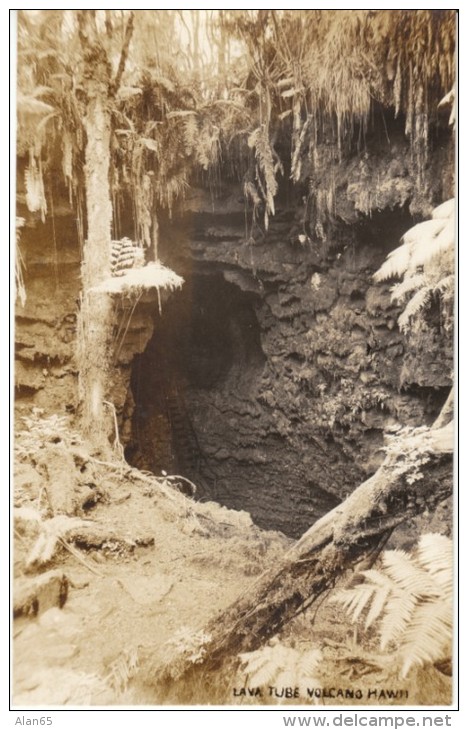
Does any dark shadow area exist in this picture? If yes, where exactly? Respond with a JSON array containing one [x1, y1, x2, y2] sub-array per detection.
[[125, 274, 265, 493]]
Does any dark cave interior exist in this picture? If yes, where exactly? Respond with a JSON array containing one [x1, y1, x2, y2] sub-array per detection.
[[125, 273, 266, 500], [121, 199, 453, 538]]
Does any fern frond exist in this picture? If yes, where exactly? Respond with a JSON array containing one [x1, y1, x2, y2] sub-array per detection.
[[417, 534, 452, 595], [183, 114, 199, 156], [111, 237, 143, 276], [411, 221, 454, 269], [291, 116, 313, 183], [382, 549, 439, 595], [239, 643, 322, 694], [166, 110, 198, 119], [332, 570, 394, 629], [424, 245, 454, 283], [276, 667, 300, 688], [106, 647, 140, 693], [431, 198, 455, 220], [297, 648, 322, 678], [141, 137, 160, 153], [150, 72, 175, 94], [16, 217, 27, 306], [248, 125, 279, 226], [240, 644, 291, 686], [400, 218, 446, 248], [17, 93, 55, 117], [333, 583, 372, 617], [25, 158, 47, 221], [378, 587, 418, 650], [244, 181, 261, 206], [239, 647, 272, 675], [391, 273, 426, 302], [351, 585, 378, 624], [399, 598, 452, 677], [331, 534, 453, 677], [374, 243, 412, 281], [432, 274, 454, 298], [374, 200, 455, 287], [397, 287, 431, 332], [360, 570, 396, 628]]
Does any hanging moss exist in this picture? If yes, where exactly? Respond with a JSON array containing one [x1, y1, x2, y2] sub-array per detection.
[[16, 10, 455, 244]]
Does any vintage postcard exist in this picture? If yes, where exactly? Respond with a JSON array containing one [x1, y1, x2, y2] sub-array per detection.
[[12, 9, 456, 709]]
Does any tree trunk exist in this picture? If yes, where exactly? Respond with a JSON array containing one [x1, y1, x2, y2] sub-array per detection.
[[75, 11, 130, 449], [159, 421, 453, 684]]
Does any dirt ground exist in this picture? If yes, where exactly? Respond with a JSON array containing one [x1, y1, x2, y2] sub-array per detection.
[[13, 420, 291, 705], [12, 413, 452, 707]]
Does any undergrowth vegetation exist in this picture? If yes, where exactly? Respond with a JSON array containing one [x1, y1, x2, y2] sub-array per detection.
[[332, 534, 452, 678], [17, 9, 455, 258], [239, 640, 323, 700], [375, 199, 455, 335]]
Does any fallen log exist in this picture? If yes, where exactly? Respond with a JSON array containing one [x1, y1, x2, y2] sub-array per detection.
[[159, 421, 453, 684], [14, 570, 69, 618]]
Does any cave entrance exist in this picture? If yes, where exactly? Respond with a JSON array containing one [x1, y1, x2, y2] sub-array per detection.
[[125, 273, 266, 499]]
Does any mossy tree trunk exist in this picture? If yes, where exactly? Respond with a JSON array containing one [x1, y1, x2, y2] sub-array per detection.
[[76, 11, 134, 450]]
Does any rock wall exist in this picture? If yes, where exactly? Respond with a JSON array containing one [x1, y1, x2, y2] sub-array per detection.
[[127, 176, 452, 536], [14, 206, 167, 434], [15, 209, 81, 413], [15, 123, 453, 537]]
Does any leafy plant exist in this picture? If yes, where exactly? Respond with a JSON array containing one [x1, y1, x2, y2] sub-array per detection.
[[374, 199, 455, 333], [17, 10, 455, 244], [105, 647, 140, 693], [247, 125, 282, 230], [238, 639, 322, 696], [223, 10, 455, 236], [162, 627, 213, 679], [332, 534, 452, 677], [382, 425, 435, 485]]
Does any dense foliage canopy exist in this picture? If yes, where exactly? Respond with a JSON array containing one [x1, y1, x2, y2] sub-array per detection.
[[17, 9, 456, 242]]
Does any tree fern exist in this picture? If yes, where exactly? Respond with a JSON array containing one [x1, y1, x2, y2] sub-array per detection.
[[375, 242, 412, 282], [417, 533, 452, 593], [391, 272, 427, 301], [432, 199, 455, 220], [332, 534, 452, 678], [374, 199, 454, 332], [433, 274, 455, 299], [399, 596, 452, 678]]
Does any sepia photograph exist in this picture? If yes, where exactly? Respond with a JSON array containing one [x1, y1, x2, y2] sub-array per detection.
[[12, 8, 456, 709]]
